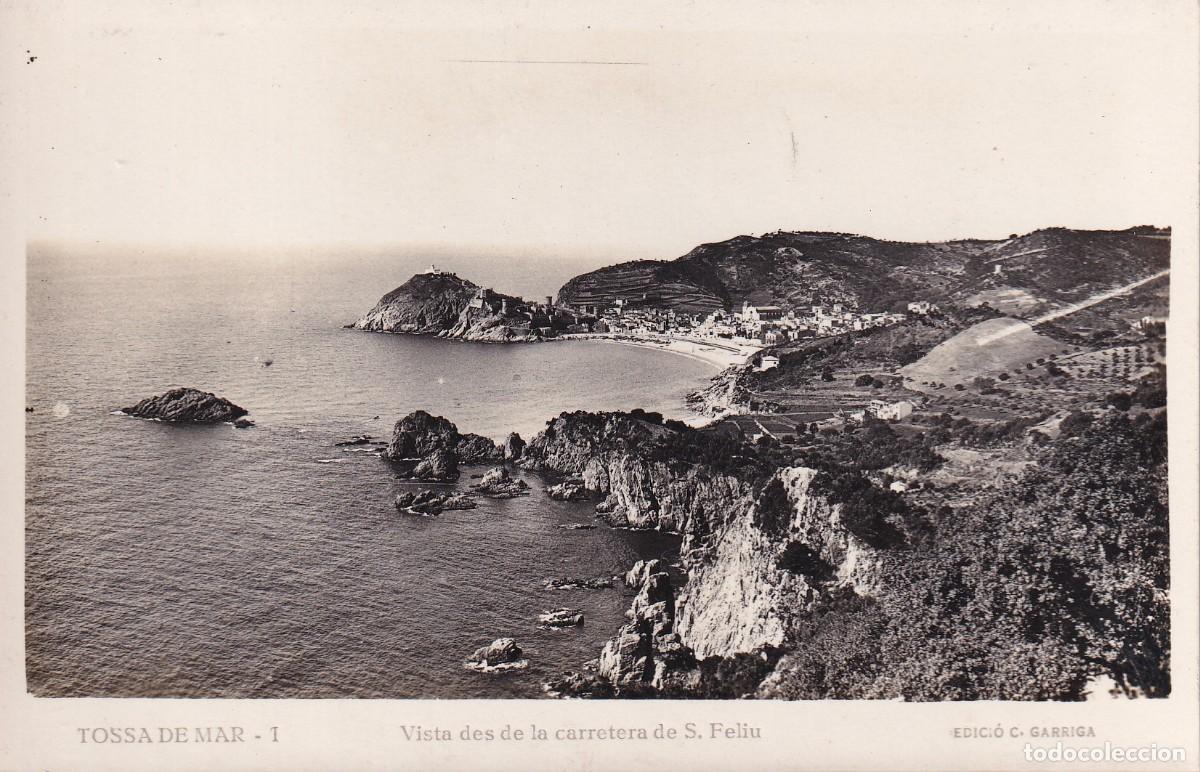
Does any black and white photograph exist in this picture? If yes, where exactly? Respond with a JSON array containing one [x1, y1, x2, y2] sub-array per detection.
[[3, 1, 1198, 770]]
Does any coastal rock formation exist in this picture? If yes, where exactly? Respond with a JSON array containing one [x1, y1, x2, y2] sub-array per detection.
[[545, 479, 590, 501], [521, 409, 912, 697], [456, 434, 504, 464], [410, 449, 458, 481], [674, 466, 885, 659], [465, 638, 528, 672], [544, 577, 614, 591], [521, 410, 757, 533], [120, 388, 248, 423], [394, 490, 478, 516], [351, 269, 566, 341], [503, 432, 526, 461], [384, 410, 500, 481], [538, 608, 585, 628], [623, 559, 665, 589], [470, 467, 530, 497], [596, 563, 696, 690], [351, 271, 479, 334]]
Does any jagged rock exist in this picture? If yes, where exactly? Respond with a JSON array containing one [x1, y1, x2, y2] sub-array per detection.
[[521, 411, 753, 532], [385, 410, 460, 459], [546, 480, 590, 501], [596, 563, 700, 690], [503, 432, 526, 461], [410, 449, 458, 481], [544, 577, 614, 591], [383, 410, 499, 478], [465, 638, 528, 672], [120, 388, 249, 423], [624, 559, 665, 589], [233, 418, 255, 428], [543, 671, 615, 699], [470, 467, 530, 497], [394, 490, 477, 516], [538, 608, 585, 628], [456, 433, 503, 463]]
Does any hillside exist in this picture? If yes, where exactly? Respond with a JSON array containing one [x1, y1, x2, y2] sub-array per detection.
[[351, 271, 480, 333], [557, 227, 1171, 319]]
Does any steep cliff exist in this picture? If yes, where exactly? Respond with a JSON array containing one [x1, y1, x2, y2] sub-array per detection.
[[520, 410, 903, 692]]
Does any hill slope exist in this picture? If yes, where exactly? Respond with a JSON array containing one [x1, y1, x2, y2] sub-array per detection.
[[557, 227, 1170, 317]]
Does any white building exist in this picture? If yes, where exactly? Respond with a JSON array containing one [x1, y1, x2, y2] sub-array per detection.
[[758, 355, 780, 371], [868, 400, 915, 421]]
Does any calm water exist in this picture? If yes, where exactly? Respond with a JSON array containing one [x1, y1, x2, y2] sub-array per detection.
[[24, 248, 707, 698]]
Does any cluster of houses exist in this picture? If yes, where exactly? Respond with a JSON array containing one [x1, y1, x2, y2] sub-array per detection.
[[555, 295, 918, 346], [461, 270, 934, 345], [691, 301, 911, 346]]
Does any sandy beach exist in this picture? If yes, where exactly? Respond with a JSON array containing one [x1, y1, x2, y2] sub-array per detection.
[[557, 333, 759, 370]]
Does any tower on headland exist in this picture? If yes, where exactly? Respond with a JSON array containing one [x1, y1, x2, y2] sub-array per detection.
[[425, 264, 444, 275]]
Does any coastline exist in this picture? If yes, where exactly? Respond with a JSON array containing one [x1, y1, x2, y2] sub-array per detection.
[[554, 333, 759, 371]]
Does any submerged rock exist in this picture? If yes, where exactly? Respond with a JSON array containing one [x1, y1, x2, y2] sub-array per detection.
[[233, 417, 256, 429], [120, 388, 248, 423], [394, 490, 477, 516], [470, 466, 530, 497], [558, 523, 597, 530], [335, 434, 378, 447], [544, 577, 615, 591], [465, 638, 528, 672], [538, 608, 585, 628], [546, 479, 591, 502]]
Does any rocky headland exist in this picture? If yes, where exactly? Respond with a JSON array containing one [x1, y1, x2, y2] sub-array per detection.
[[350, 269, 553, 342], [524, 399, 1169, 700], [120, 388, 249, 424]]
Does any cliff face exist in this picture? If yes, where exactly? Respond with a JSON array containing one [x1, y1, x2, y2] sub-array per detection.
[[520, 411, 892, 675], [352, 272, 479, 334], [675, 466, 885, 659], [556, 227, 1170, 315], [520, 411, 756, 534]]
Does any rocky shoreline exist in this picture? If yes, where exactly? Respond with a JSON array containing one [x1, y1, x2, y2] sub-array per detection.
[[378, 406, 889, 699]]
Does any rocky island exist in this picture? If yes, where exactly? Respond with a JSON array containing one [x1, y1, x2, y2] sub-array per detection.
[[350, 266, 564, 342], [120, 388, 249, 424]]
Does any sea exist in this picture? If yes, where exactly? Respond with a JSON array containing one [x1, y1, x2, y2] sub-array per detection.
[[24, 246, 711, 698]]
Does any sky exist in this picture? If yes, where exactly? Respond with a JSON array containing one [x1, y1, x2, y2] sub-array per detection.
[[7, 1, 1197, 262]]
